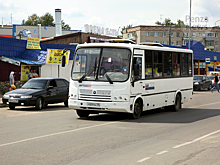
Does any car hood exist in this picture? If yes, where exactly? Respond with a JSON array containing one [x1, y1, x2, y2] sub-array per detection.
[[193, 80, 201, 83], [5, 88, 43, 95]]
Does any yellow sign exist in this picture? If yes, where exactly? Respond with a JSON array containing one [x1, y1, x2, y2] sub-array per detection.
[[26, 37, 41, 49], [46, 49, 70, 65], [20, 65, 31, 81]]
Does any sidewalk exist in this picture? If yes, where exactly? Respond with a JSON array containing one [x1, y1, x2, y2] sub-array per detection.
[[0, 93, 7, 108]]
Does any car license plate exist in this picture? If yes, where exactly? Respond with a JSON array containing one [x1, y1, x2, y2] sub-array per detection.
[[87, 102, 100, 107], [9, 99, 18, 103]]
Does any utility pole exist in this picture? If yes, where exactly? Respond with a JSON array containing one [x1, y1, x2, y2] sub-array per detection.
[[189, 0, 192, 49], [11, 13, 12, 25], [2, 17, 3, 28]]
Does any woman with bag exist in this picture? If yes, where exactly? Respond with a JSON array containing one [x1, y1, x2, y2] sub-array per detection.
[[211, 73, 219, 93]]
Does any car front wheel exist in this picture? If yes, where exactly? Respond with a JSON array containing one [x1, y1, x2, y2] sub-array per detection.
[[9, 104, 15, 110], [35, 98, 43, 110]]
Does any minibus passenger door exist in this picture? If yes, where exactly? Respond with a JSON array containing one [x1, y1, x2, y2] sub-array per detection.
[[131, 57, 144, 95]]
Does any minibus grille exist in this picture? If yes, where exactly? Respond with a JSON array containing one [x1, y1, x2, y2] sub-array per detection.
[[79, 89, 111, 101]]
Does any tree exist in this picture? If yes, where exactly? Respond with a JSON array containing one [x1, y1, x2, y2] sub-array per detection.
[[21, 13, 71, 29], [121, 24, 133, 35], [22, 13, 40, 25], [61, 20, 71, 30], [155, 18, 187, 27], [39, 13, 54, 26]]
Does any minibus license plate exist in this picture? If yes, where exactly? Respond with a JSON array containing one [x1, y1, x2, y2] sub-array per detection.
[[9, 99, 18, 103], [87, 103, 100, 107]]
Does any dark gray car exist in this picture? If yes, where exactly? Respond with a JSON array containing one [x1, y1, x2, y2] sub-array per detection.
[[2, 78, 69, 110], [193, 75, 212, 91]]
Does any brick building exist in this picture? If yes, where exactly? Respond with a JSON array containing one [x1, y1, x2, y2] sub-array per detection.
[[40, 32, 118, 45], [123, 25, 220, 52]]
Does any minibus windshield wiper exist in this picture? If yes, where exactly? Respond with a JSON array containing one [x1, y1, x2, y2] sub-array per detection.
[[101, 66, 113, 84], [79, 58, 97, 83]]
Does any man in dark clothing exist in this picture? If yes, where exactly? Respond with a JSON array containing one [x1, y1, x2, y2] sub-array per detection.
[[211, 73, 219, 92]]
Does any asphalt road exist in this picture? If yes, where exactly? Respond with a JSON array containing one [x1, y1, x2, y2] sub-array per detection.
[[1, 90, 220, 165]]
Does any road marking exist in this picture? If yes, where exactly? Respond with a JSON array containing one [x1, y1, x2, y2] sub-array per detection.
[[0, 121, 118, 147], [137, 157, 151, 163], [156, 150, 168, 155], [173, 129, 220, 149], [189, 101, 220, 109]]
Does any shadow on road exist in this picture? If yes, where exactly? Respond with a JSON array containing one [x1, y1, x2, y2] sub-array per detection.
[[78, 108, 220, 124]]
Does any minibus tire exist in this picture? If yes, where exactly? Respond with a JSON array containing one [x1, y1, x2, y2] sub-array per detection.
[[132, 101, 142, 119], [76, 110, 90, 118], [171, 94, 181, 112]]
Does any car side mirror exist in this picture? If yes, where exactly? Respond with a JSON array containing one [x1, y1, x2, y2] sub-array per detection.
[[47, 86, 54, 90]]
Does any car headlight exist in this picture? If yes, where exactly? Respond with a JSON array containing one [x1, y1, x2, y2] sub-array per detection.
[[194, 82, 199, 85], [3, 94, 9, 99], [20, 95, 32, 98]]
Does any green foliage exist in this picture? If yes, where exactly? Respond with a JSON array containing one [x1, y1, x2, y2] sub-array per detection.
[[22, 13, 71, 29], [155, 18, 187, 27], [121, 24, 133, 35]]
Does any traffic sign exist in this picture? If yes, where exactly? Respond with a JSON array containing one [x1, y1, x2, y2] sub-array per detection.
[[205, 57, 210, 64]]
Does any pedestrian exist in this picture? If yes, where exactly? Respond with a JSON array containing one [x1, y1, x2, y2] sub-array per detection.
[[9, 71, 15, 86], [28, 69, 33, 80], [211, 73, 219, 93], [32, 69, 39, 78]]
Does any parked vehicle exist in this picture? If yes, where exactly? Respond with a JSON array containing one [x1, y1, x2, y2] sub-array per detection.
[[208, 76, 220, 88], [2, 78, 69, 110], [193, 75, 212, 91]]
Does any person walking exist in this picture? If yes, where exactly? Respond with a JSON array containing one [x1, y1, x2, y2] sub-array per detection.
[[9, 71, 15, 86], [211, 73, 219, 93]]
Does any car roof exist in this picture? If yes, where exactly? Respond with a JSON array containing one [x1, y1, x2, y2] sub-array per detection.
[[29, 77, 68, 81]]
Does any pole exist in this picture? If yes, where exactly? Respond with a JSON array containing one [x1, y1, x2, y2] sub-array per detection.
[[169, 26, 171, 45], [189, 0, 191, 49]]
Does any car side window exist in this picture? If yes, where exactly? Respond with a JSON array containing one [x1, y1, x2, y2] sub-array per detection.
[[56, 79, 67, 87], [49, 80, 57, 87]]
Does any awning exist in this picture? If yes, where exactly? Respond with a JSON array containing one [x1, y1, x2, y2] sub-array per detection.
[[0, 56, 43, 65]]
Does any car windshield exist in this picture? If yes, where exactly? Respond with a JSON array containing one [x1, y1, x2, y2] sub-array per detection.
[[193, 76, 203, 80], [22, 80, 48, 89], [71, 47, 131, 82], [208, 76, 215, 80]]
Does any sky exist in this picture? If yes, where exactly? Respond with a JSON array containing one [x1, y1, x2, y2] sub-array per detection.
[[0, 0, 220, 34]]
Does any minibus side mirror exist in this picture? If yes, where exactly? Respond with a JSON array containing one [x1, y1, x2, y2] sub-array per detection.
[[62, 56, 66, 67]]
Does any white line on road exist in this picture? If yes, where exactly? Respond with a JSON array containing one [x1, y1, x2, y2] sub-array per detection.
[[156, 150, 168, 155], [173, 129, 220, 149], [137, 157, 151, 163], [0, 121, 118, 147]]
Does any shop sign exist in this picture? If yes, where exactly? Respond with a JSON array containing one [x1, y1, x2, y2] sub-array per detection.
[[20, 65, 31, 81], [84, 24, 118, 36], [26, 37, 41, 49], [46, 49, 70, 65]]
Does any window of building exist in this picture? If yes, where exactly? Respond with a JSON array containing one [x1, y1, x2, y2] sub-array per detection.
[[170, 32, 173, 37], [163, 32, 166, 37], [207, 33, 214, 37], [182, 40, 187, 45], [153, 51, 163, 78], [146, 40, 151, 43], [176, 41, 180, 46], [184, 33, 189, 37], [176, 32, 180, 37], [215, 33, 218, 38], [162, 41, 167, 44], [146, 32, 150, 36], [199, 33, 203, 37], [215, 41, 219, 46], [164, 52, 172, 77], [145, 50, 153, 78], [192, 33, 196, 37], [171, 41, 175, 45], [154, 32, 159, 36], [173, 53, 180, 76], [154, 41, 160, 43]]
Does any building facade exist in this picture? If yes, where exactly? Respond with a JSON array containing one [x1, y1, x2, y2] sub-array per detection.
[[123, 25, 220, 52]]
